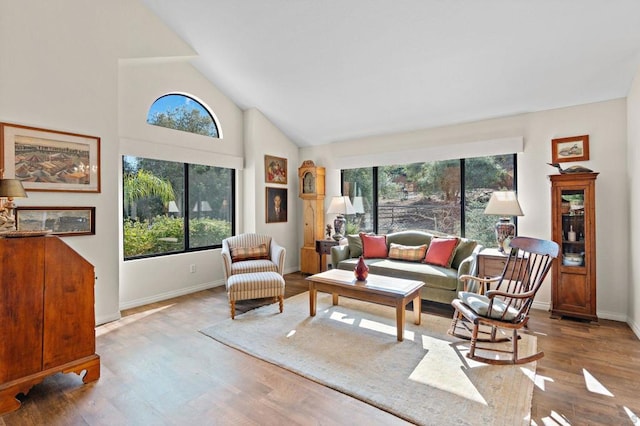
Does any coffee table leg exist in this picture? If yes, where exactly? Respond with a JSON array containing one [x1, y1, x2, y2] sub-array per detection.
[[332, 293, 339, 305], [413, 295, 421, 325], [396, 301, 405, 342], [309, 286, 317, 316]]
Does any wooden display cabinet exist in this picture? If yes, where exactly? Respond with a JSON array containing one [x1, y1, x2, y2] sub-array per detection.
[[0, 235, 100, 413], [549, 172, 598, 321]]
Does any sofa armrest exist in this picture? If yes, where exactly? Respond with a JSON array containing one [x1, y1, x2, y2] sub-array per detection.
[[221, 240, 233, 282], [270, 239, 286, 275], [456, 244, 483, 294], [331, 245, 350, 268]]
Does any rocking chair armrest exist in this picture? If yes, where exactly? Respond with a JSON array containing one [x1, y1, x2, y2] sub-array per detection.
[[485, 288, 536, 300], [459, 274, 501, 284]]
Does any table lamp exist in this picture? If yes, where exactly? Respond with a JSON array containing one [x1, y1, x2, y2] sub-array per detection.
[[0, 177, 28, 232], [484, 190, 524, 252], [327, 196, 355, 241]]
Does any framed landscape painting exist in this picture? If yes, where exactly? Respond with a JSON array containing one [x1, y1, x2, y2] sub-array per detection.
[[15, 206, 96, 236], [0, 122, 101, 192]]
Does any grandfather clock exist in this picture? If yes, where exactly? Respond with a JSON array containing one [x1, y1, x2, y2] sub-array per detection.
[[298, 160, 325, 274]]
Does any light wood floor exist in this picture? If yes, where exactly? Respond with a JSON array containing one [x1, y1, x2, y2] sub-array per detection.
[[1, 272, 639, 425]]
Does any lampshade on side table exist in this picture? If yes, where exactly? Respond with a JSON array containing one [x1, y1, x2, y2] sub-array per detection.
[[484, 191, 524, 252]]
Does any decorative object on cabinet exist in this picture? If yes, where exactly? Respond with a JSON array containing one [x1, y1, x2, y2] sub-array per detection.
[[327, 195, 356, 241], [0, 175, 27, 232], [264, 155, 287, 184], [549, 172, 598, 321], [0, 122, 100, 193], [15, 206, 96, 236], [0, 235, 100, 414], [551, 134, 589, 163], [483, 191, 524, 252], [298, 161, 326, 274], [548, 163, 593, 174], [265, 187, 287, 223]]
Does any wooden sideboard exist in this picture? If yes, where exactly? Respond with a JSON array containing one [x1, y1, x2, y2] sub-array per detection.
[[0, 235, 100, 414]]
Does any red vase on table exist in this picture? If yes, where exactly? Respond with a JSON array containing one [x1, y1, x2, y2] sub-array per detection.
[[354, 256, 369, 281]]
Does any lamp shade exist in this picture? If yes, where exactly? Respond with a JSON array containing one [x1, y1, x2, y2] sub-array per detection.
[[352, 196, 365, 214], [193, 201, 212, 212], [327, 196, 356, 215], [0, 179, 27, 198], [484, 191, 523, 217], [168, 200, 179, 213]]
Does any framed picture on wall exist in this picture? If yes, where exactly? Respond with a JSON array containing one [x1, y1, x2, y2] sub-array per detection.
[[266, 187, 287, 223], [264, 155, 287, 184], [0, 122, 101, 192], [551, 135, 589, 163], [15, 206, 96, 236]]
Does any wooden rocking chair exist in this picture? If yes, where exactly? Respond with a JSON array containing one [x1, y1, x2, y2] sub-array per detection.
[[449, 236, 559, 365]]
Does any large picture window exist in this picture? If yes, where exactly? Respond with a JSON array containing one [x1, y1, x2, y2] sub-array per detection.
[[341, 154, 516, 248], [123, 156, 234, 259]]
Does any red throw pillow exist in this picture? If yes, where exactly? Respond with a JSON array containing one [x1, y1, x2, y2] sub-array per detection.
[[423, 237, 459, 267], [360, 233, 388, 258]]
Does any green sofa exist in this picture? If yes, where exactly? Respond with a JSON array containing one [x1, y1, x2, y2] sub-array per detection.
[[330, 230, 481, 305]]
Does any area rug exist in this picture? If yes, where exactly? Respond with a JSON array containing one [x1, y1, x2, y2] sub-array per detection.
[[200, 292, 536, 426]]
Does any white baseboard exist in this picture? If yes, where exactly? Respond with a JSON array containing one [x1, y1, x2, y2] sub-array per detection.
[[627, 317, 640, 340], [118, 280, 225, 312]]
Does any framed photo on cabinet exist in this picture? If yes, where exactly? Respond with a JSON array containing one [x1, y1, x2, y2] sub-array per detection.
[[0, 122, 101, 192], [551, 135, 589, 163]]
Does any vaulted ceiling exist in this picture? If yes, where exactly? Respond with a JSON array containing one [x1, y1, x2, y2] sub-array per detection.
[[142, 0, 640, 147]]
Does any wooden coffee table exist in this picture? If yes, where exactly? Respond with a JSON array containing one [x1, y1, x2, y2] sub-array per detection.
[[306, 269, 424, 341]]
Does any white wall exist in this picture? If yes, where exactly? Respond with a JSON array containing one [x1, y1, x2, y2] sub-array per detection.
[[117, 59, 246, 310], [627, 68, 640, 336], [301, 99, 630, 321], [244, 108, 300, 273]]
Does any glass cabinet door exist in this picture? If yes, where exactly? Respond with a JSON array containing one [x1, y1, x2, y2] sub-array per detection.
[[560, 189, 585, 268]]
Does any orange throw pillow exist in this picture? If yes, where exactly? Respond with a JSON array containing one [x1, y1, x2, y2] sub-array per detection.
[[423, 237, 459, 267], [360, 233, 388, 258]]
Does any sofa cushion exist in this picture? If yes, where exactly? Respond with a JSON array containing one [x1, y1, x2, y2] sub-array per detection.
[[346, 234, 364, 258], [388, 243, 427, 262], [451, 238, 478, 269], [361, 233, 388, 258], [386, 230, 433, 248], [230, 244, 269, 262], [424, 237, 459, 267]]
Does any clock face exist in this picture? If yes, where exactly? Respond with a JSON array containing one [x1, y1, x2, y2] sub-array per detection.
[[303, 172, 315, 193]]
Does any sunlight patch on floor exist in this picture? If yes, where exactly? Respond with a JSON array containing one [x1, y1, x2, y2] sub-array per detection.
[[624, 406, 639, 424], [408, 335, 487, 405], [536, 410, 571, 425], [328, 311, 416, 341], [286, 329, 296, 338], [521, 366, 554, 391], [96, 304, 174, 336], [583, 368, 614, 397]]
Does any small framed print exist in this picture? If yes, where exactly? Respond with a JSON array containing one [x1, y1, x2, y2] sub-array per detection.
[[15, 206, 96, 236], [551, 135, 589, 163], [264, 155, 287, 184], [0, 122, 101, 192]]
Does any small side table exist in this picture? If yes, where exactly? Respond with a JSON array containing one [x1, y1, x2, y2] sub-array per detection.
[[476, 247, 528, 292], [315, 239, 339, 272]]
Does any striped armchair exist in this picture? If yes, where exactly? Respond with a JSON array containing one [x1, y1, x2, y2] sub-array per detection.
[[221, 233, 286, 282]]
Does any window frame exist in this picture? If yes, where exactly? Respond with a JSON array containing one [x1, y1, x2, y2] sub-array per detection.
[[122, 156, 235, 261], [340, 154, 518, 240]]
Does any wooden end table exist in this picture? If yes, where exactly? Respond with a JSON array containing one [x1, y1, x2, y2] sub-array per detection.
[[315, 239, 339, 272], [306, 269, 424, 341]]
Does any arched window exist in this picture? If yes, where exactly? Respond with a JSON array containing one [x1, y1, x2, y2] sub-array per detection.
[[147, 93, 220, 138]]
